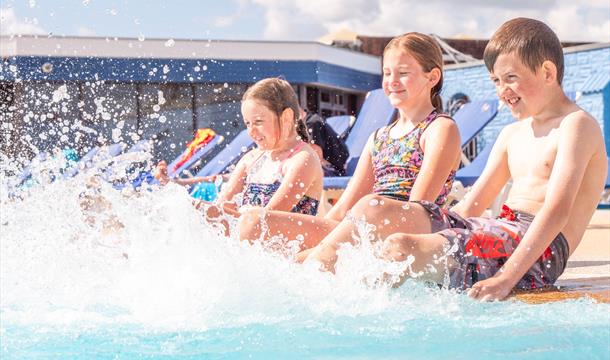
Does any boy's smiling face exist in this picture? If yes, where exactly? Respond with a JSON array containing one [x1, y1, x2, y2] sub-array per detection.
[[490, 52, 547, 120]]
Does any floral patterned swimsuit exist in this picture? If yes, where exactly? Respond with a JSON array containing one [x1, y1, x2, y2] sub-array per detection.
[[371, 110, 455, 206], [241, 142, 319, 215]]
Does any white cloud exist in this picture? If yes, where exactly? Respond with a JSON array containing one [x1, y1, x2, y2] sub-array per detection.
[[76, 26, 96, 36], [249, 0, 610, 42], [213, 15, 236, 27], [213, 0, 251, 28], [0, 7, 46, 36]]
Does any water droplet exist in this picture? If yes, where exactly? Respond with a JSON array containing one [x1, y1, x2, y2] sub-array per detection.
[[158, 115, 167, 123], [29, 0, 36, 8], [164, 39, 175, 47], [368, 198, 379, 206], [402, 203, 410, 210], [162, 65, 170, 74], [297, 221, 302, 226], [299, 182, 304, 188], [152, 104, 160, 112], [194, 66, 201, 72], [138, 34, 145, 42]]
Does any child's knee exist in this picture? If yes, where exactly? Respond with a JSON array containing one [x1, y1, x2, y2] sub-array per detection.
[[382, 233, 416, 261], [237, 209, 264, 241], [352, 194, 386, 216]]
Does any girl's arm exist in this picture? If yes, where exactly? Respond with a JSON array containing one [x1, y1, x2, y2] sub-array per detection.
[[154, 161, 229, 186], [263, 148, 322, 212], [410, 116, 461, 202], [324, 133, 376, 221], [214, 150, 256, 203]]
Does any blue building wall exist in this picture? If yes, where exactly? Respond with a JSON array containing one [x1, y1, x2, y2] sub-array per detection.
[[442, 45, 610, 154], [0, 56, 381, 92]]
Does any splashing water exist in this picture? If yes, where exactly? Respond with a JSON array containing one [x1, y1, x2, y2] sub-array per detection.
[[0, 153, 609, 359]]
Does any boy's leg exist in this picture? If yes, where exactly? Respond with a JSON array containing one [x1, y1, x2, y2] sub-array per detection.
[[382, 213, 570, 291], [382, 232, 453, 284], [238, 209, 339, 249], [305, 195, 437, 272]]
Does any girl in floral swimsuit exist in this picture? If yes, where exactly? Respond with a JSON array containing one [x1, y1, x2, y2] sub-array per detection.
[[158, 78, 323, 235], [239, 33, 462, 262]]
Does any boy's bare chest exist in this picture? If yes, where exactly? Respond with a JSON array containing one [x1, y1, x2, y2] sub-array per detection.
[[507, 128, 559, 179]]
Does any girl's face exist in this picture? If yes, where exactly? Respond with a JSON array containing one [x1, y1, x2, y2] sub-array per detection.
[[382, 48, 436, 108], [241, 99, 280, 150]]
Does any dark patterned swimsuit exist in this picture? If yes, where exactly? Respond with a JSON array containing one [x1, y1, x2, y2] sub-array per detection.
[[371, 110, 456, 206], [241, 142, 319, 216]]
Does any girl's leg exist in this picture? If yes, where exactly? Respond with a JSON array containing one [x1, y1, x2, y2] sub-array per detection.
[[238, 209, 339, 250], [306, 194, 436, 272]]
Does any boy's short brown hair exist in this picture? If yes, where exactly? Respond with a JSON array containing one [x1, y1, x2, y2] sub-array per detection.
[[484, 18, 564, 84]]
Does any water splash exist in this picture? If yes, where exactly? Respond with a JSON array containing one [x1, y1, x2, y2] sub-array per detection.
[[0, 152, 608, 357]]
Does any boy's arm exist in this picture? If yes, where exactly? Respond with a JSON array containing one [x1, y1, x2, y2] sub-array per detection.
[[451, 126, 512, 218], [469, 114, 601, 301]]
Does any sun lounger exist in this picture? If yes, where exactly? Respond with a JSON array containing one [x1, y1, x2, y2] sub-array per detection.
[[187, 129, 254, 200], [192, 129, 254, 178], [166, 134, 223, 178], [454, 99, 499, 166], [455, 137, 495, 187], [59, 143, 125, 179], [323, 89, 397, 190], [325, 115, 354, 140]]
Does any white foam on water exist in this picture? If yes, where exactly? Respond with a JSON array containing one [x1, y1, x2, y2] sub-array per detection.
[[0, 156, 422, 332], [0, 151, 608, 350]]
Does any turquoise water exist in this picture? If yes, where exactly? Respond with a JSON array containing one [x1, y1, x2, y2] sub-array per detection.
[[1, 156, 609, 359]]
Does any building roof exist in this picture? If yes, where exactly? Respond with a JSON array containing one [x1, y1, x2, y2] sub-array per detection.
[[355, 35, 590, 63], [0, 35, 383, 92]]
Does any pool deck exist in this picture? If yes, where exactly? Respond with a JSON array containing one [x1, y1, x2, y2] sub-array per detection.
[[516, 209, 610, 303]]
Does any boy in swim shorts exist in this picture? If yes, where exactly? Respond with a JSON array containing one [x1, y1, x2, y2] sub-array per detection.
[[378, 18, 607, 301]]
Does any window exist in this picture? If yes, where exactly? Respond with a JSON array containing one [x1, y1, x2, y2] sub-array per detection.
[[194, 83, 246, 140], [138, 83, 194, 162], [20, 81, 82, 154], [80, 81, 138, 152]]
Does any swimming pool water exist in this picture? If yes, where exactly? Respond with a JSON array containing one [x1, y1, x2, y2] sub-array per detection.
[[1, 159, 609, 359]]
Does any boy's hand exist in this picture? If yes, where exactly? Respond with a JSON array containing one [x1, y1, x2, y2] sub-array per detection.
[[468, 274, 514, 301]]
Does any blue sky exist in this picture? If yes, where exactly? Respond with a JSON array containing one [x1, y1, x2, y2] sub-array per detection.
[[2, 0, 609, 42]]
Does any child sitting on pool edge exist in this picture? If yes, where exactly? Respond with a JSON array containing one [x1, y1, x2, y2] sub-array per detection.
[[156, 78, 324, 235], [371, 18, 607, 301]]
